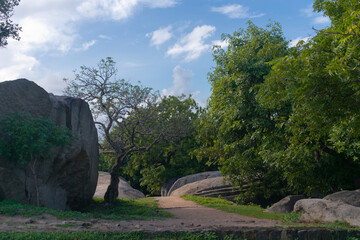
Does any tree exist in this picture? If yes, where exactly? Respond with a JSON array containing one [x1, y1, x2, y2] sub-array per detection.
[[257, 0, 360, 194], [0, 112, 72, 206], [64, 57, 193, 203], [0, 0, 21, 47], [120, 95, 216, 195], [195, 22, 289, 205]]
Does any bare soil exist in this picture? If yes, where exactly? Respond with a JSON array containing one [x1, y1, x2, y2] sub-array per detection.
[[0, 197, 279, 232]]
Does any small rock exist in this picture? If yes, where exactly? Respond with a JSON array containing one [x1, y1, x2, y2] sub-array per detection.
[[81, 222, 92, 227], [25, 219, 35, 224]]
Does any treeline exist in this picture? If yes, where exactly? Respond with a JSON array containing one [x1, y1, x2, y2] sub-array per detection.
[[68, 0, 360, 203], [195, 0, 360, 203]]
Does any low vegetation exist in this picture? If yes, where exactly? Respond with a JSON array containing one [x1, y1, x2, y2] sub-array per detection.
[[182, 195, 290, 221], [0, 231, 239, 240], [0, 198, 170, 221], [182, 195, 360, 231]]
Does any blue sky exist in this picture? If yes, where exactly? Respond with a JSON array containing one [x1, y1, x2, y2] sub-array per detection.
[[0, 0, 330, 105]]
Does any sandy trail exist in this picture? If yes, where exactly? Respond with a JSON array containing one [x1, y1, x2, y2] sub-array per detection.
[[0, 196, 279, 232]]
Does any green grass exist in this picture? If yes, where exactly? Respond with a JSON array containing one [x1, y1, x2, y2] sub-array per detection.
[[0, 198, 171, 221], [0, 231, 240, 240], [182, 195, 360, 231], [182, 195, 288, 221]]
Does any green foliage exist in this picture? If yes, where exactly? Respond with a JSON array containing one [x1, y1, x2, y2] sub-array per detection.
[[195, 21, 289, 205], [0, 0, 21, 47], [0, 231, 239, 240], [196, 0, 360, 200], [0, 112, 72, 166], [0, 198, 170, 221], [257, 0, 360, 194], [182, 195, 288, 221], [104, 95, 216, 195]]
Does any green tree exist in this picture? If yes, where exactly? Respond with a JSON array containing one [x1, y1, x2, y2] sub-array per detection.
[[0, 112, 72, 206], [121, 95, 215, 195], [195, 22, 289, 205], [257, 0, 360, 194], [0, 0, 21, 47], [64, 58, 194, 203]]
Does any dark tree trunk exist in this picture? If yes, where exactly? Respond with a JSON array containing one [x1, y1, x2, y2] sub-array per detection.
[[29, 158, 40, 207], [104, 153, 127, 204]]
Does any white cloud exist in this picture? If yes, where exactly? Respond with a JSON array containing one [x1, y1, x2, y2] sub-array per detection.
[[162, 66, 206, 107], [75, 40, 97, 51], [167, 25, 216, 61], [98, 34, 112, 40], [289, 36, 311, 47], [162, 65, 193, 96], [314, 16, 330, 24], [141, 0, 178, 8], [147, 26, 173, 47], [212, 39, 229, 49], [301, 6, 330, 25], [211, 4, 264, 19], [0, 0, 178, 94], [77, 0, 179, 20]]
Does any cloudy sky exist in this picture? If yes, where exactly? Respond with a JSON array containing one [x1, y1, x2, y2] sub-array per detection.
[[0, 0, 330, 105]]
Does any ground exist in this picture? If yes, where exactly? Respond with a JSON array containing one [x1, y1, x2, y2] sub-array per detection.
[[0, 197, 279, 232]]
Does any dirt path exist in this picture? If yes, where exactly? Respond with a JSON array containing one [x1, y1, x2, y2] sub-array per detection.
[[0, 197, 279, 232]]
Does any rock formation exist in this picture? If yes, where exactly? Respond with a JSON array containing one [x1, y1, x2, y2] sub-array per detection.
[[94, 171, 145, 199], [170, 176, 241, 201], [324, 189, 360, 207], [294, 198, 360, 227], [264, 195, 306, 213], [166, 171, 221, 196], [0, 79, 98, 210]]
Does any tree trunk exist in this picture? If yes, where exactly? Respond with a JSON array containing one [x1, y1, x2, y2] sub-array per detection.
[[104, 153, 128, 204], [28, 158, 40, 207]]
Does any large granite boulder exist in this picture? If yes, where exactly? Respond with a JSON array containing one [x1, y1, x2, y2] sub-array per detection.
[[167, 171, 221, 196], [94, 171, 145, 199], [265, 195, 307, 213], [324, 189, 360, 207], [294, 199, 360, 227], [0, 79, 98, 210], [170, 176, 241, 201]]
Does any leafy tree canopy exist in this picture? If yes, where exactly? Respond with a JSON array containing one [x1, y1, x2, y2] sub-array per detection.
[[0, 0, 21, 47], [65, 58, 195, 203], [195, 21, 289, 205], [257, 0, 360, 194], [0, 112, 72, 206]]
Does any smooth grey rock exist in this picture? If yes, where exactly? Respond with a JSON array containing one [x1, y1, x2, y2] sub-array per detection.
[[167, 171, 221, 196], [170, 176, 240, 201], [294, 199, 360, 227], [94, 171, 145, 199], [265, 195, 306, 213], [324, 189, 360, 207], [0, 79, 98, 210]]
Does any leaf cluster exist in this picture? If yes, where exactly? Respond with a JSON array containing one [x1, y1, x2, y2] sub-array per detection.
[[0, 0, 21, 47], [0, 112, 73, 165]]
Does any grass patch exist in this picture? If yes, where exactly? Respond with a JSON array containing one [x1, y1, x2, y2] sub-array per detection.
[[0, 198, 171, 221], [182, 195, 360, 231], [0, 231, 240, 240], [182, 195, 287, 221]]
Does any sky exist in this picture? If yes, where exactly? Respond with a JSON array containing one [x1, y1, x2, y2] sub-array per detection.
[[0, 0, 330, 106]]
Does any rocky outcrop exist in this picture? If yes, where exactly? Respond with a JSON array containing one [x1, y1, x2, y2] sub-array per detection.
[[94, 171, 145, 199], [265, 195, 306, 213], [0, 79, 98, 210], [294, 199, 360, 227], [170, 176, 241, 201], [166, 171, 221, 196], [324, 189, 360, 207]]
